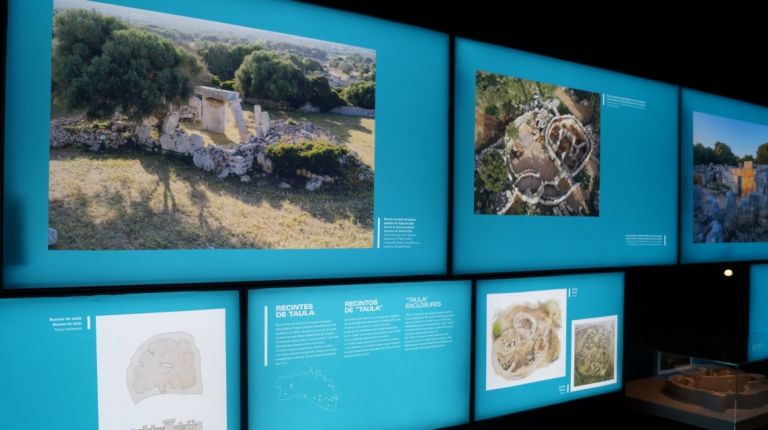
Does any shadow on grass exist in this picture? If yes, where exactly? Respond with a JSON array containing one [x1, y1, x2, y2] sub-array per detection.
[[49, 186, 262, 250], [49, 148, 373, 249], [140, 154, 179, 214], [135, 149, 374, 229]]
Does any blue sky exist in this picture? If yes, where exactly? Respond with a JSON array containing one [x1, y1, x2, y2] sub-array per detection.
[[693, 111, 768, 157]]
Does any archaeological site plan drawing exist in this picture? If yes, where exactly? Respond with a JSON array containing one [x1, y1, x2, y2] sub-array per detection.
[[96, 308, 227, 430], [128, 332, 204, 404]]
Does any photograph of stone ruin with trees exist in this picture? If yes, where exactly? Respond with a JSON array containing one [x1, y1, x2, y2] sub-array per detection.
[[693, 112, 768, 243], [474, 71, 600, 216], [48, 0, 375, 250]]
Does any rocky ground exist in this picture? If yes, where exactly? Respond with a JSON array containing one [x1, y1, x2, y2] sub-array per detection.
[[693, 164, 768, 243]]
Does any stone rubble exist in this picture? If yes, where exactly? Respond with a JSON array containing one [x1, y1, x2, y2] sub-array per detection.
[[693, 163, 768, 242], [162, 111, 180, 134], [299, 102, 320, 113], [188, 96, 202, 120], [330, 106, 375, 118], [50, 112, 369, 192], [260, 112, 271, 136]]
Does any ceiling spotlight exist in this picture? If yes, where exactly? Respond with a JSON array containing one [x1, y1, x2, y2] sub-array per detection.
[[724, 269, 734, 277]]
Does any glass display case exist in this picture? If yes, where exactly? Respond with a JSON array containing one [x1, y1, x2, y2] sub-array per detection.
[[626, 353, 768, 430]]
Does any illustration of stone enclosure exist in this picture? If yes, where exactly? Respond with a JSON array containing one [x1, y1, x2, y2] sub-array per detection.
[[51, 85, 373, 190], [491, 299, 562, 381]]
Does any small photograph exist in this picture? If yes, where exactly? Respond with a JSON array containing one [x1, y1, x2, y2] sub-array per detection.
[[49, 0, 375, 251], [486, 289, 567, 391], [571, 315, 617, 391], [96, 309, 227, 429], [656, 352, 693, 375], [474, 70, 600, 216], [692, 112, 768, 243]]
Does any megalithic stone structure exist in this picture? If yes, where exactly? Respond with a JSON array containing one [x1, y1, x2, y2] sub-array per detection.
[[253, 104, 262, 130], [260, 111, 271, 136], [194, 86, 251, 142], [230, 102, 249, 142], [188, 96, 202, 121]]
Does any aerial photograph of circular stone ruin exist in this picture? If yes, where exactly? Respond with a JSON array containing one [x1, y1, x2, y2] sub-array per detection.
[[474, 71, 600, 216], [693, 112, 768, 243], [571, 316, 616, 391], [48, 0, 375, 250]]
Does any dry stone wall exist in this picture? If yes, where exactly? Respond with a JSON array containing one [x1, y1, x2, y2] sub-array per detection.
[[693, 164, 768, 242], [50, 115, 370, 190]]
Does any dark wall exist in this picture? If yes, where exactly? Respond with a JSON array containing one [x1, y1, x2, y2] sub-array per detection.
[[625, 263, 751, 371], [302, 1, 768, 108]]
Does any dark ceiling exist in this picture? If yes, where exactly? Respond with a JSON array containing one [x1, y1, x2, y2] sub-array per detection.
[[301, 1, 767, 107]]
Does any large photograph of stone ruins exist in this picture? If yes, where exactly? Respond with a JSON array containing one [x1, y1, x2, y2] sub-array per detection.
[[48, 0, 375, 250], [693, 112, 768, 243], [474, 71, 600, 216]]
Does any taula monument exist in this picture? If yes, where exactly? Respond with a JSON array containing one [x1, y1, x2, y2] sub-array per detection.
[[193, 86, 251, 141], [50, 88, 371, 191]]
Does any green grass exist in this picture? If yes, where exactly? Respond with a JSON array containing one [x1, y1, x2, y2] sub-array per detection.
[[476, 74, 556, 117], [180, 119, 242, 147], [49, 147, 373, 250], [269, 109, 375, 171]]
